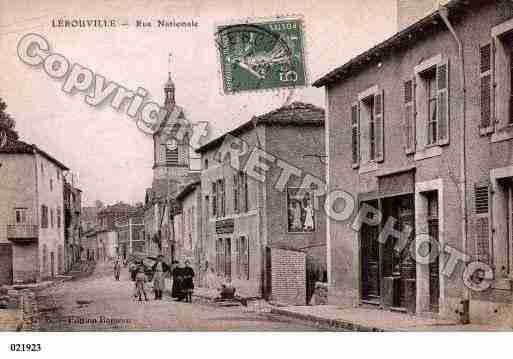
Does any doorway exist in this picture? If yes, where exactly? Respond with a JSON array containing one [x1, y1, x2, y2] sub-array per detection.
[[224, 238, 231, 281], [361, 199, 380, 302], [381, 195, 415, 310], [0, 244, 13, 285]]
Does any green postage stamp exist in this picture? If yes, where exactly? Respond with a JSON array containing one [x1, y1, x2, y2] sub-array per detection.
[[215, 16, 307, 94]]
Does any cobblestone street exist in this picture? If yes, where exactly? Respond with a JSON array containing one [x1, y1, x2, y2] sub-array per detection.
[[28, 262, 322, 331]]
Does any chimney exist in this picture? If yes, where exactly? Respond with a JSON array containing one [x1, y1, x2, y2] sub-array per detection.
[[396, 0, 448, 32]]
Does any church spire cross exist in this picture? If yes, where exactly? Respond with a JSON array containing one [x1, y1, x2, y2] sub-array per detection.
[[164, 52, 175, 107]]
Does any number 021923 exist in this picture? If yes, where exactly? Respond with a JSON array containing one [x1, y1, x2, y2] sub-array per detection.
[[9, 344, 41, 352]]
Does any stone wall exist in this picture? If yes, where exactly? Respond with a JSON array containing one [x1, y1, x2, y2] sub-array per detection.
[[270, 247, 306, 305]]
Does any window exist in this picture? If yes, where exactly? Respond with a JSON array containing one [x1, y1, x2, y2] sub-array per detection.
[[204, 158, 208, 169], [217, 178, 226, 218], [414, 58, 449, 149], [50, 178, 53, 191], [233, 171, 248, 213], [15, 208, 28, 224], [352, 89, 384, 166], [50, 208, 54, 228], [425, 69, 438, 145], [362, 96, 376, 160], [57, 170, 60, 181], [41, 205, 48, 228], [40, 162, 44, 176], [489, 22, 513, 133], [57, 207, 61, 228], [287, 188, 315, 232]]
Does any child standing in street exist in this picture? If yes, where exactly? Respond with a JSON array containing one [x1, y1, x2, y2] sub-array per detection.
[[135, 267, 149, 302]]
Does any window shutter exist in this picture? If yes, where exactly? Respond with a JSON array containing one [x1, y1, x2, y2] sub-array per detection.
[[374, 90, 384, 162], [212, 182, 217, 217], [233, 174, 239, 213], [436, 60, 450, 145], [404, 78, 416, 154], [479, 43, 494, 133], [474, 184, 491, 265], [351, 102, 360, 167]]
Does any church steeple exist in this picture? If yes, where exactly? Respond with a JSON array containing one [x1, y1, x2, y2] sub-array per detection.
[[164, 53, 175, 109]]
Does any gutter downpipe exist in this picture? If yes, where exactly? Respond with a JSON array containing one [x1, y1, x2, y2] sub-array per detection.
[[439, 5, 470, 324]]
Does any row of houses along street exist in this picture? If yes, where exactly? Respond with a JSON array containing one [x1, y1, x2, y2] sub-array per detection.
[[2, 0, 513, 330]]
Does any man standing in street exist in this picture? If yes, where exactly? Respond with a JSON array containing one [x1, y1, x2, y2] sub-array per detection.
[[114, 260, 121, 281], [135, 267, 149, 302]]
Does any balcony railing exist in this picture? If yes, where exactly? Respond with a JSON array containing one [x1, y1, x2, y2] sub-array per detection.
[[7, 224, 39, 241]]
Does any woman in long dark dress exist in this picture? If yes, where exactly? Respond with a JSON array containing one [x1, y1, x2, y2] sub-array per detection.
[[182, 260, 195, 303], [171, 260, 185, 300]]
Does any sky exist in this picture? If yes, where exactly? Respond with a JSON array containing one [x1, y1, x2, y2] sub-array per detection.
[[0, 0, 396, 206]]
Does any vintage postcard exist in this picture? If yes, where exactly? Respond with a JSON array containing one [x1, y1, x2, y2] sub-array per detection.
[[1, 0, 513, 352]]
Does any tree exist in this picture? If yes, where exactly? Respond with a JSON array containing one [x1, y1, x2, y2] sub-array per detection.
[[0, 97, 18, 140]]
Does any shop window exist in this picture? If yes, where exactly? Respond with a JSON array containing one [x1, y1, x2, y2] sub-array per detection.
[[236, 236, 249, 280], [287, 188, 315, 232]]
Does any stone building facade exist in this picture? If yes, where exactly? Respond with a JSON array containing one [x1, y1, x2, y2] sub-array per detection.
[[174, 179, 202, 275], [0, 138, 68, 283], [63, 176, 81, 271], [315, 0, 513, 322], [196, 102, 326, 300]]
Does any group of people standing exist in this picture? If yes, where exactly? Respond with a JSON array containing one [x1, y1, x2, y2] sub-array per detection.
[[113, 257, 195, 303]]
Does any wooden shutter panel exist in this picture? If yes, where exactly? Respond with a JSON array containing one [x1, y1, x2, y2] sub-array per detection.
[[212, 182, 217, 217], [374, 90, 384, 162], [474, 184, 491, 265], [479, 43, 494, 133], [233, 174, 239, 213], [351, 102, 360, 167], [436, 60, 450, 145], [404, 78, 415, 154]]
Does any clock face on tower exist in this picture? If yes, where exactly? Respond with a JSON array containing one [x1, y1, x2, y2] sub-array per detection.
[[166, 138, 177, 150]]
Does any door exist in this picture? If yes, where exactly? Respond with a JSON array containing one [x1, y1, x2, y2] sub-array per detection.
[[0, 243, 13, 285], [361, 200, 380, 300], [397, 196, 415, 309], [224, 238, 231, 281], [427, 192, 440, 312]]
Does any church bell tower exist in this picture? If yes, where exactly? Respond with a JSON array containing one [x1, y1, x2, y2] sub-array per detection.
[[151, 54, 191, 195]]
